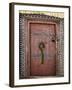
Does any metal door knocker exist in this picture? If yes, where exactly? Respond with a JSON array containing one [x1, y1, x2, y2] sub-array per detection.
[[39, 42, 45, 64]]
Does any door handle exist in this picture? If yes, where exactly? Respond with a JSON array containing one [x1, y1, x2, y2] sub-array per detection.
[[39, 42, 45, 64]]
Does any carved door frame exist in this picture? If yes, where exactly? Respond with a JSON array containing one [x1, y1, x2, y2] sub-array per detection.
[[27, 21, 58, 76]]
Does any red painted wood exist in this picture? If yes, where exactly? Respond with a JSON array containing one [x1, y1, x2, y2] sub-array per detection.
[[30, 23, 56, 76]]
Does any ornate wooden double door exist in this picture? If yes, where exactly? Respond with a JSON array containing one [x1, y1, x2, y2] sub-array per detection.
[[29, 22, 56, 76]]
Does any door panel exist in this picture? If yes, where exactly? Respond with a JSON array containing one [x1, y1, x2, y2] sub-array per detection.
[[30, 23, 56, 76]]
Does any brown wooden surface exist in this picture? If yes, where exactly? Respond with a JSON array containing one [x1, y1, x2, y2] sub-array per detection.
[[30, 23, 56, 76]]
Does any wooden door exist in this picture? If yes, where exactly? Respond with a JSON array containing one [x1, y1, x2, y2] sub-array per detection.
[[29, 23, 56, 76]]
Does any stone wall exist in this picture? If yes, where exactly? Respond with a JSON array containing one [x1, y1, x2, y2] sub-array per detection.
[[56, 20, 64, 76], [19, 15, 27, 78]]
